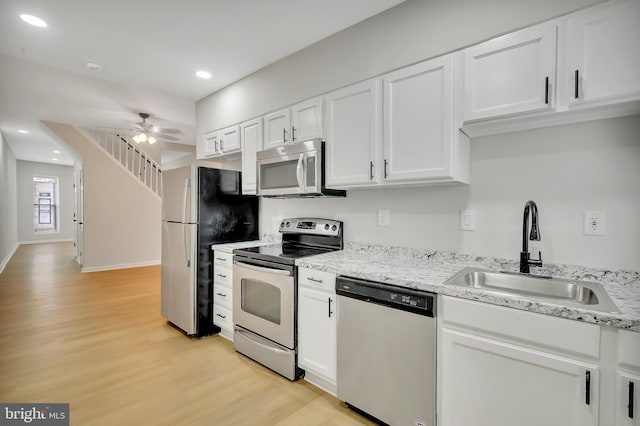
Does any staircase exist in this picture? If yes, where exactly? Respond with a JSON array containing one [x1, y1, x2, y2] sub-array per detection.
[[82, 129, 162, 198]]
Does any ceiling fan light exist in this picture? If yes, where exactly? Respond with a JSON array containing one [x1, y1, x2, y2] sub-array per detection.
[[147, 135, 157, 144], [133, 133, 146, 143]]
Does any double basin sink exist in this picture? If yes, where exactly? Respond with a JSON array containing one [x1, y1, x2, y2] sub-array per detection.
[[444, 267, 620, 313]]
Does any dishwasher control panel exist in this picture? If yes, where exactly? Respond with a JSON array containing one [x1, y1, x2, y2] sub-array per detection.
[[336, 276, 435, 317]]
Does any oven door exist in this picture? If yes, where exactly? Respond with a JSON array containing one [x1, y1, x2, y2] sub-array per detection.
[[233, 258, 295, 349], [256, 151, 320, 197]]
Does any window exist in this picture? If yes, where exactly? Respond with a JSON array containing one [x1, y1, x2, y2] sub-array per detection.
[[33, 176, 59, 233]]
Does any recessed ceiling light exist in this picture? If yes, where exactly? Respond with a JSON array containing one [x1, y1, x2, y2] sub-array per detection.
[[53, 150, 61, 154], [52, 158, 59, 161], [196, 70, 211, 79], [84, 60, 103, 72], [20, 14, 47, 28], [18, 129, 29, 134]]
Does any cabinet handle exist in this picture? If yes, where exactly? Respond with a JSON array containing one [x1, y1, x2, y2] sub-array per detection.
[[544, 76, 550, 105], [216, 273, 227, 278], [215, 292, 226, 297], [308, 277, 323, 284], [630, 381, 635, 419], [220, 138, 224, 151], [574, 70, 580, 99], [370, 161, 374, 180], [216, 313, 226, 319], [328, 297, 333, 318], [283, 128, 288, 143], [215, 140, 219, 152], [384, 159, 389, 179], [291, 126, 296, 142], [585, 370, 591, 405], [215, 257, 226, 261]]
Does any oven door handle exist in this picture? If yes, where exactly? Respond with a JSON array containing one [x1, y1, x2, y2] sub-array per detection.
[[235, 261, 292, 276]]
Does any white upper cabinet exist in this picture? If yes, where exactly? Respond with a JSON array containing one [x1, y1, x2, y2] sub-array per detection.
[[464, 22, 557, 121], [263, 108, 291, 149], [202, 125, 241, 158], [263, 97, 323, 149], [240, 118, 263, 195], [325, 79, 381, 187], [383, 53, 468, 183], [566, 0, 640, 106], [291, 97, 323, 142]]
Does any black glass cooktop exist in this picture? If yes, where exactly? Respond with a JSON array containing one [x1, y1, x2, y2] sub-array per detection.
[[233, 243, 336, 265]]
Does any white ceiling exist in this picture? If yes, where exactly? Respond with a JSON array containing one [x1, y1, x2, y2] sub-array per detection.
[[0, 0, 405, 166]]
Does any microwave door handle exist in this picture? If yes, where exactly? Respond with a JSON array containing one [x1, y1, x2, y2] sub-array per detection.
[[296, 154, 304, 191], [236, 261, 292, 276]]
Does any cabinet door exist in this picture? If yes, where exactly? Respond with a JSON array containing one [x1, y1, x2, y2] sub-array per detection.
[[325, 79, 381, 187], [240, 118, 263, 194], [617, 371, 640, 426], [382, 54, 454, 182], [440, 328, 598, 426], [291, 97, 323, 142], [218, 125, 241, 154], [567, 0, 640, 105], [298, 286, 336, 383], [203, 131, 219, 157], [464, 22, 557, 121], [264, 108, 291, 149]]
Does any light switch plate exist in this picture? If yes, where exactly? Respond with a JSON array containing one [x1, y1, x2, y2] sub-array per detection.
[[460, 209, 476, 231], [377, 209, 390, 226]]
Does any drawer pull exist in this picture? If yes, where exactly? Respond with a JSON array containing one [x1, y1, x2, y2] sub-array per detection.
[[215, 257, 226, 261], [630, 381, 635, 419], [216, 273, 227, 278], [216, 292, 227, 297], [308, 277, 323, 284], [216, 313, 226, 319], [585, 370, 591, 405]]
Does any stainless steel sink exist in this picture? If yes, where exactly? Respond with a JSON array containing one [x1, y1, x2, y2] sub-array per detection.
[[444, 267, 620, 313]]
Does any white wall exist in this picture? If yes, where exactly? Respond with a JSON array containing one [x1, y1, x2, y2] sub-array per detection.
[[0, 131, 18, 272], [43, 121, 161, 271], [16, 160, 75, 243], [261, 115, 640, 271]]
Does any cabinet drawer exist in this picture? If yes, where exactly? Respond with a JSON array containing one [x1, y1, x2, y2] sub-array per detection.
[[213, 305, 233, 331], [213, 265, 232, 288], [299, 268, 336, 292], [214, 284, 233, 310], [442, 296, 600, 358], [213, 251, 233, 269], [618, 329, 640, 368]]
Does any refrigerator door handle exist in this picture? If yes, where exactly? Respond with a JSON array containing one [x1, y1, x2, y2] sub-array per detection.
[[182, 178, 190, 223], [183, 225, 190, 268]]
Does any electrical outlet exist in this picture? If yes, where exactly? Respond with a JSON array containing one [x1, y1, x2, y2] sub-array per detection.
[[377, 209, 390, 226], [460, 209, 476, 231], [584, 211, 605, 236]]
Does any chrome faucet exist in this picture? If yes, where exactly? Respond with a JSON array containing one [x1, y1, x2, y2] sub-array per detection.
[[520, 200, 543, 273]]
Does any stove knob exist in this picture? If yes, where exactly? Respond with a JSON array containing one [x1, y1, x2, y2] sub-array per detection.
[[331, 224, 337, 231], [286, 221, 291, 228], [280, 222, 285, 228], [324, 224, 330, 230]]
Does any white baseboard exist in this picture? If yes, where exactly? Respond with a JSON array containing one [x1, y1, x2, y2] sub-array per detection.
[[81, 259, 160, 273], [0, 243, 19, 274], [18, 238, 74, 245]]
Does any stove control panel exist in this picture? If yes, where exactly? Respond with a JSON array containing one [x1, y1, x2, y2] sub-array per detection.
[[280, 218, 342, 237]]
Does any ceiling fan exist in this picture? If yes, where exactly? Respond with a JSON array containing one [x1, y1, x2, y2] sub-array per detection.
[[132, 112, 180, 144]]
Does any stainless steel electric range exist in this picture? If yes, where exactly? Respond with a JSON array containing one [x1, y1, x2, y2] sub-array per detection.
[[232, 218, 343, 380]]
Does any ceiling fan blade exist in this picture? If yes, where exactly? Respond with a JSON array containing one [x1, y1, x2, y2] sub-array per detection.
[[157, 134, 180, 142], [154, 128, 181, 134]]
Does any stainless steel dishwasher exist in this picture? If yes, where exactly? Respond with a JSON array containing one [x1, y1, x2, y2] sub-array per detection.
[[336, 276, 436, 426]]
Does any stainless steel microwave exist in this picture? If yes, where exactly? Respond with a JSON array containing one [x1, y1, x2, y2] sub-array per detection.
[[256, 139, 346, 198]]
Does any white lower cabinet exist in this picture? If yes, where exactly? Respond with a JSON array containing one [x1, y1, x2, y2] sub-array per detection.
[[297, 268, 337, 394], [616, 330, 640, 426], [212, 251, 234, 340], [439, 296, 600, 426]]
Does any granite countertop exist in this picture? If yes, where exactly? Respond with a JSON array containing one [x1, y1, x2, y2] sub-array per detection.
[[295, 242, 640, 331], [211, 234, 282, 253]]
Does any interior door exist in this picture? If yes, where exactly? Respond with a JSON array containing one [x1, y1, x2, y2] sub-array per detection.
[[74, 168, 84, 266]]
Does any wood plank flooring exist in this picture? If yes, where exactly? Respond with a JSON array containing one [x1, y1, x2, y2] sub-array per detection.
[[0, 243, 374, 425]]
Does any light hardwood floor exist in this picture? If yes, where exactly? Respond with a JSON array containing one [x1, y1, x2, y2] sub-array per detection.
[[0, 243, 374, 425]]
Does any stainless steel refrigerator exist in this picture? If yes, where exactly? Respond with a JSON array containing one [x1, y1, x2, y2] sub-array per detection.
[[161, 165, 259, 337]]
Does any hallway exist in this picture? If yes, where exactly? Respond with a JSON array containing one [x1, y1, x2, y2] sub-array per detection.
[[0, 243, 371, 425]]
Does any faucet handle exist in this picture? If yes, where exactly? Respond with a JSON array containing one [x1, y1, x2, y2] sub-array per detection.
[[531, 251, 543, 267]]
